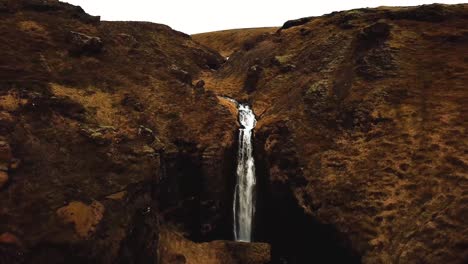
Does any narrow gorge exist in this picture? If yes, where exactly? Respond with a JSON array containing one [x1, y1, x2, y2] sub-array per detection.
[[0, 1, 467, 264]]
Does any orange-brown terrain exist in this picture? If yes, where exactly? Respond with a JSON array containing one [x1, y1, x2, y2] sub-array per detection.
[[0, 0, 467, 264]]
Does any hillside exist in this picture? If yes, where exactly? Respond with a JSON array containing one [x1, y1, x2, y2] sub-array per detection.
[[200, 3, 468, 263], [0, 0, 265, 263], [1, 1, 467, 264], [193, 27, 277, 57]]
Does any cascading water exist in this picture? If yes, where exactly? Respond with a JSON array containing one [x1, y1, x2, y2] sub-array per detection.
[[233, 103, 257, 242]]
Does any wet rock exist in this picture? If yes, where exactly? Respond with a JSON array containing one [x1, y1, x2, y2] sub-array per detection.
[[56, 200, 105, 239], [67, 31, 103, 55], [244, 65, 263, 93], [170, 65, 192, 85]]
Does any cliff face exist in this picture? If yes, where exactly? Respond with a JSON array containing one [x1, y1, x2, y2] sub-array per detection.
[[197, 4, 468, 264], [1, 1, 467, 264], [0, 0, 258, 263]]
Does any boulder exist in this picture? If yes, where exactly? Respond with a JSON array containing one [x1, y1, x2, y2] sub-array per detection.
[[56, 201, 105, 239], [159, 228, 271, 264], [67, 31, 103, 55]]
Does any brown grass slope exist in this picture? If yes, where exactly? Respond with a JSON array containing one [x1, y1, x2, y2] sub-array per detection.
[[201, 3, 468, 264], [1, 1, 467, 264], [193, 27, 277, 57]]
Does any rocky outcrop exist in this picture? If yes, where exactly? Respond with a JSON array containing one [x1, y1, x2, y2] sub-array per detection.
[[56, 201, 105, 239], [0, 1, 237, 263], [159, 228, 271, 264], [170, 65, 193, 85], [67, 31, 103, 55], [280, 17, 314, 30]]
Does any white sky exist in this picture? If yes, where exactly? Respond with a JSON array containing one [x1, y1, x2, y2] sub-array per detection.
[[63, 0, 465, 34]]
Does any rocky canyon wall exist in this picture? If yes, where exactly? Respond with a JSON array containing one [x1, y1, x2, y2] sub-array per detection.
[[0, 1, 467, 264]]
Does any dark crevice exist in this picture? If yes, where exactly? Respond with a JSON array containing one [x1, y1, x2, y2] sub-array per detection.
[[156, 139, 237, 243], [254, 139, 362, 264]]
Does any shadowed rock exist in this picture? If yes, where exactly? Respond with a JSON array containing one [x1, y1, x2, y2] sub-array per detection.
[[280, 17, 314, 30], [244, 65, 263, 93], [67, 31, 103, 55]]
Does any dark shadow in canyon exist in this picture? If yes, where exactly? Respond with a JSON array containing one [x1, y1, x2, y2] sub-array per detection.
[[157, 139, 237, 242], [254, 143, 362, 264]]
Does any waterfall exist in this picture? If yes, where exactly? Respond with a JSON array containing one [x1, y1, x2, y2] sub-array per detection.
[[233, 103, 257, 242]]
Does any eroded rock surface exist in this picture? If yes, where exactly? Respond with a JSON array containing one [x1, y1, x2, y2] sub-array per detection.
[[159, 228, 271, 264], [1, 1, 467, 264]]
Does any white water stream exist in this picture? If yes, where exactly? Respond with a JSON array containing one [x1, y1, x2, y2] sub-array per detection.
[[233, 103, 257, 242]]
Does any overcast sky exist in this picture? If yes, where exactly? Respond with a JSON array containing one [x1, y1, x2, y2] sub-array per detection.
[[63, 1, 464, 34]]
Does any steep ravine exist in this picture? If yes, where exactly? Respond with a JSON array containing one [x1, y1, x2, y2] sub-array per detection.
[[0, 1, 467, 264]]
